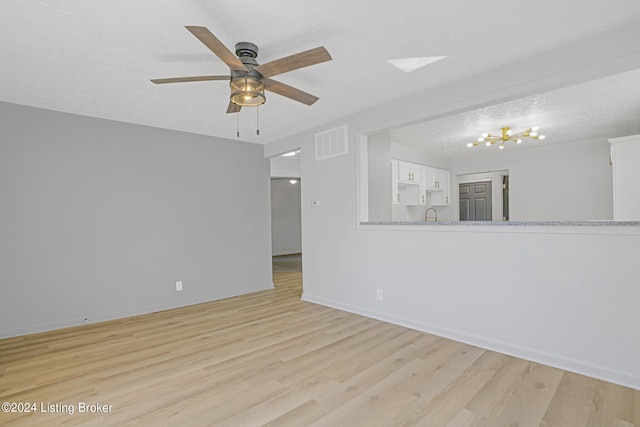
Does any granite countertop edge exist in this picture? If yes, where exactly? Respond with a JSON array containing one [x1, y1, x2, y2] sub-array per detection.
[[360, 220, 640, 226]]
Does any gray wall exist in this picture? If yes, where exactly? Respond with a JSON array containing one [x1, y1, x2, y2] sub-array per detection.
[[0, 102, 273, 338], [271, 178, 302, 255], [452, 138, 613, 221], [270, 156, 301, 178]]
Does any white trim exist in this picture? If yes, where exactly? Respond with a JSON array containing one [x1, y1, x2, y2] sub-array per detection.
[[357, 134, 369, 223], [0, 282, 274, 339], [301, 293, 640, 391], [458, 177, 492, 184]]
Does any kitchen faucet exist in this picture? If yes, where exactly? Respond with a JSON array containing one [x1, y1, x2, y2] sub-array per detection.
[[424, 208, 438, 222]]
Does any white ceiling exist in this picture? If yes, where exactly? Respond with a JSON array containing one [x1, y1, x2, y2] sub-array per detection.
[[391, 68, 640, 159], [2, 1, 640, 146]]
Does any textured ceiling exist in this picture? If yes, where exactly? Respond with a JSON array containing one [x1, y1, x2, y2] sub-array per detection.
[[391, 68, 640, 159], [2, 1, 640, 145]]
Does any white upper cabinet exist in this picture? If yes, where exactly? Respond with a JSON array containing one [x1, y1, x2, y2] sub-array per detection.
[[391, 159, 449, 207], [397, 161, 421, 184], [425, 167, 446, 191], [430, 169, 451, 206]]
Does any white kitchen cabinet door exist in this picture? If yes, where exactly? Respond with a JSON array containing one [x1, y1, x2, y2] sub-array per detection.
[[431, 169, 451, 206]]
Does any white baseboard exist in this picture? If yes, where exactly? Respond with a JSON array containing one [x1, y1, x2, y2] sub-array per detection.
[[301, 293, 640, 391], [1, 282, 274, 339]]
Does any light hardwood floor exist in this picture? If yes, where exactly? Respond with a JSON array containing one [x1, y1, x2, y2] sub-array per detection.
[[1, 272, 637, 426]]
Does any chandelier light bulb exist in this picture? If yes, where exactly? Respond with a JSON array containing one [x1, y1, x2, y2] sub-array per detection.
[[530, 131, 538, 137], [482, 132, 489, 138], [477, 137, 485, 142], [539, 135, 546, 139], [466, 143, 474, 148], [485, 141, 491, 147], [531, 126, 539, 132], [516, 139, 522, 144], [499, 144, 505, 150]]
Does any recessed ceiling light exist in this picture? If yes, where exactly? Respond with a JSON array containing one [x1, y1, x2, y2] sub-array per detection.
[[387, 56, 447, 73]]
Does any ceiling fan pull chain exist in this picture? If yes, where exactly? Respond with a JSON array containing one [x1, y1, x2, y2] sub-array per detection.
[[256, 105, 260, 136], [236, 111, 240, 138]]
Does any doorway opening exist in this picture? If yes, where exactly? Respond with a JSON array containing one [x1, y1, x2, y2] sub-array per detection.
[[269, 151, 303, 293], [457, 170, 509, 222], [502, 175, 509, 221], [270, 177, 302, 271]]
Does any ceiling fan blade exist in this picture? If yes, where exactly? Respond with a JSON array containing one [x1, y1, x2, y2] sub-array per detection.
[[253, 46, 331, 78], [185, 26, 249, 72], [151, 75, 230, 84], [263, 77, 319, 106], [227, 101, 242, 114]]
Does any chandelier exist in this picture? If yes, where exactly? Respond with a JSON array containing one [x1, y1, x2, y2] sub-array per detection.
[[467, 126, 545, 150]]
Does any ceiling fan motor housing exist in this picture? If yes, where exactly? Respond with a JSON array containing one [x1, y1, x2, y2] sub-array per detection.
[[235, 42, 258, 58]]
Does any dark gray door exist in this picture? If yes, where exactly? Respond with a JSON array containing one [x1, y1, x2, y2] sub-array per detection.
[[459, 181, 492, 221]]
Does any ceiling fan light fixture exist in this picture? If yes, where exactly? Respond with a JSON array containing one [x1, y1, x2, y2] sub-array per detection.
[[230, 75, 265, 107]]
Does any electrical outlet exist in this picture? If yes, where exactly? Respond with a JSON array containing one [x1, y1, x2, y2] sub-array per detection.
[[176, 281, 183, 291], [376, 289, 383, 301]]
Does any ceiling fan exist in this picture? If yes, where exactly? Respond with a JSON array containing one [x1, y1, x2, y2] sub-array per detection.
[[151, 26, 332, 114]]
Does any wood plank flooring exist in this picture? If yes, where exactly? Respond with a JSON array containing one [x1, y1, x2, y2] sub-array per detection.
[[1, 272, 637, 426]]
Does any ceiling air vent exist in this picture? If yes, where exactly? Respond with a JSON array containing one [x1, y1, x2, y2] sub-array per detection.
[[315, 125, 348, 160]]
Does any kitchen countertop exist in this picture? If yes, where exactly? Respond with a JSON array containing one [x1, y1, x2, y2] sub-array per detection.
[[361, 220, 640, 226]]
